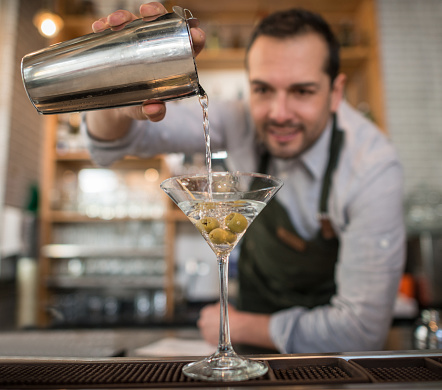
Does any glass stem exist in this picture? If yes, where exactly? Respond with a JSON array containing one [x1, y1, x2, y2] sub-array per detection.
[[217, 254, 235, 355]]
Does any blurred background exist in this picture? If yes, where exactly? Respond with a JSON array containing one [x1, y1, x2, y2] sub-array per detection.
[[0, 0, 441, 335]]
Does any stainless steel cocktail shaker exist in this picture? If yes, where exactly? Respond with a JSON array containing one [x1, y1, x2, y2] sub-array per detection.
[[21, 6, 200, 115]]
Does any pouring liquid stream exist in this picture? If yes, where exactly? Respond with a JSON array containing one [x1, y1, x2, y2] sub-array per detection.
[[198, 85, 213, 200]]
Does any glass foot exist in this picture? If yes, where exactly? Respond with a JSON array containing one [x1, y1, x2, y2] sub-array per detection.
[[183, 353, 268, 382]]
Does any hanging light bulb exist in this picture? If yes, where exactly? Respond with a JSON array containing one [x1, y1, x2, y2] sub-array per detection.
[[33, 10, 64, 38]]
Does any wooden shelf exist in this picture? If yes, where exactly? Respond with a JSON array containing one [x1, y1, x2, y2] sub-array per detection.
[[58, 15, 95, 40], [55, 151, 167, 166], [196, 45, 370, 71], [56, 150, 91, 161], [196, 48, 247, 70], [46, 276, 165, 289], [341, 46, 370, 73], [48, 210, 166, 223], [41, 244, 165, 259]]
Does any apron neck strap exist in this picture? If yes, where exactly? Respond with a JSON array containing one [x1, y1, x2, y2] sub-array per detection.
[[318, 113, 344, 239], [319, 113, 344, 215]]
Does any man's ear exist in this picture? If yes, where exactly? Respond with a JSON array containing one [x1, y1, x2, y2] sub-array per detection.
[[330, 73, 346, 112]]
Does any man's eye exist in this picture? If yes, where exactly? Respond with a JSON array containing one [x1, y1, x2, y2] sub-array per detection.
[[252, 85, 269, 94], [297, 89, 312, 95], [295, 88, 315, 96]]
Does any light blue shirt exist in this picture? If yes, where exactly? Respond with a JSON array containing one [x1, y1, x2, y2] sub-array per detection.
[[84, 98, 406, 353]]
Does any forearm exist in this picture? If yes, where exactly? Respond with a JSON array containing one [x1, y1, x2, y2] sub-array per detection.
[[85, 108, 133, 142], [231, 312, 276, 350], [198, 303, 276, 350]]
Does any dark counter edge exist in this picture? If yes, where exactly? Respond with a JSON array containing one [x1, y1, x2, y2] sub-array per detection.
[[0, 349, 442, 390]]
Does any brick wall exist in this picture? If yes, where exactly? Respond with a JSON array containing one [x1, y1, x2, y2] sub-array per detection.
[[6, 0, 46, 210], [377, 0, 442, 197]]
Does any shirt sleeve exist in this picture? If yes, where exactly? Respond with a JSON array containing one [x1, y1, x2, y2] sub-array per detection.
[[269, 149, 406, 353], [81, 98, 238, 167]]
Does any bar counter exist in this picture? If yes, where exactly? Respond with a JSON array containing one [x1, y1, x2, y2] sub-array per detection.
[[0, 323, 416, 358], [0, 350, 441, 389], [0, 326, 441, 389]]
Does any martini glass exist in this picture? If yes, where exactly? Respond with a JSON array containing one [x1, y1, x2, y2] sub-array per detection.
[[161, 171, 283, 381]]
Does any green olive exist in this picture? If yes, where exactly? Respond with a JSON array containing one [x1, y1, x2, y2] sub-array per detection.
[[224, 229, 237, 244], [209, 228, 237, 245], [198, 217, 220, 233], [225, 212, 248, 233]]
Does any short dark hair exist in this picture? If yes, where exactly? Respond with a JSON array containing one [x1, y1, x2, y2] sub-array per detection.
[[246, 8, 340, 83]]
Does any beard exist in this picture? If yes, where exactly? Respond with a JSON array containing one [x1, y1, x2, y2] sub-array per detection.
[[259, 120, 306, 160]]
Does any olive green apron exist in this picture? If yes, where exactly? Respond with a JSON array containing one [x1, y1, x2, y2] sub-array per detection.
[[237, 115, 344, 314]]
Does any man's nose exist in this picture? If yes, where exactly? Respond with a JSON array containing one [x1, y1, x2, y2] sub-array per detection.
[[269, 92, 291, 122]]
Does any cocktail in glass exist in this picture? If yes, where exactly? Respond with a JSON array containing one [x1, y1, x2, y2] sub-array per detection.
[[161, 171, 283, 381]]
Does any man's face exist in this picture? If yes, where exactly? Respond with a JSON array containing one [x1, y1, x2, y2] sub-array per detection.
[[247, 33, 344, 159]]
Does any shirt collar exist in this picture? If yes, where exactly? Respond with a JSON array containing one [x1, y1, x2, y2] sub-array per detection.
[[298, 117, 333, 180]]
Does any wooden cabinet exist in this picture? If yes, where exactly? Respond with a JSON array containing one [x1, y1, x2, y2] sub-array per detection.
[[36, 0, 386, 327], [38, 113, 179, 326]]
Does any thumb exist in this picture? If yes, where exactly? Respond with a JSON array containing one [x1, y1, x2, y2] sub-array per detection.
[[142, 102, 167, 122], [119, 102, 166, 121]]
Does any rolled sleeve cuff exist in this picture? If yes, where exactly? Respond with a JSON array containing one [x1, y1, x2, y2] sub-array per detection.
[[269, 307, 306, 354], [81, 115, 144, 166]]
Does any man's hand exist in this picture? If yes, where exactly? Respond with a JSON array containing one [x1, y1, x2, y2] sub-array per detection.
[[92, 2, 205, 54], [86, 2, 206, 140], [197, 303, 276, 350]]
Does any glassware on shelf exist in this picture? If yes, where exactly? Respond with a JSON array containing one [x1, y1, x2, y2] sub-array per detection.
[[413, 309, 442, 350]]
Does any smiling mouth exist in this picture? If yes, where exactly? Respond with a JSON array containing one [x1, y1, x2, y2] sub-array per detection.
[[267, 125, 302, 143]]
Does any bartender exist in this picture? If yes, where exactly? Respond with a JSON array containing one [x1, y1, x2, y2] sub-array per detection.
[[84, 2, 406, 353]]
